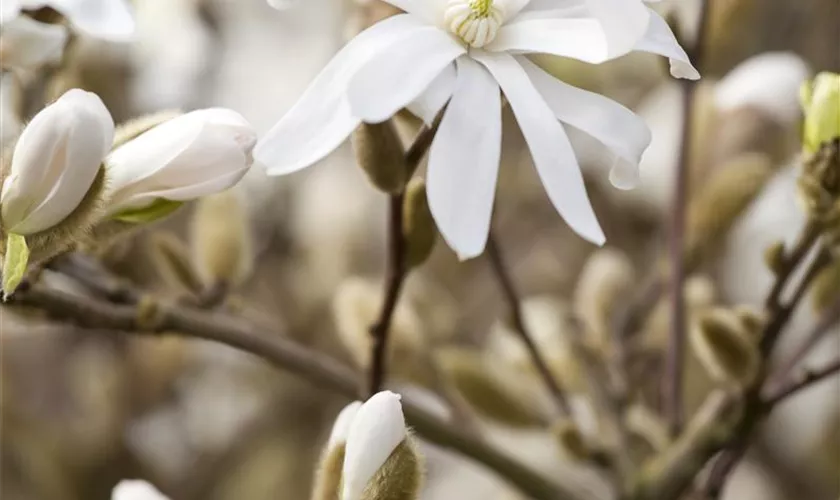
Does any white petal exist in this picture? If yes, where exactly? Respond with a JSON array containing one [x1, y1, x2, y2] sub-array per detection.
[[1, 89, 113, 235], [49, 0, 135, 41], [0, 16, 68, 70], [347, 27, 465, 123], [0, 0, 21, 25], [381, 0, 435, 22], [518, 56, 651, 190], [105, 108, 255, 214], [427, 56, 501, 260], [255, 14, 426, 175], [111, 480, 170, 500], [342, 391, 406, 500], [634, 9, 700, 80], [475, 52, 604, 245], [327, 401, 362, 449], [491, 0, 649, 62], [407, 62, 456, 125]]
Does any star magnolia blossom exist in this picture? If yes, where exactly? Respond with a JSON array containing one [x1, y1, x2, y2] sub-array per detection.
[[257, 0, 698, 259], [0, 0, 134, 41]]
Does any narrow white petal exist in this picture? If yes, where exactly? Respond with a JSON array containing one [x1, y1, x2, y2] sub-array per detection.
[[327, 401, 362, 449], [0, 16, 67, 70], [407, 62, 456, 125], [427, 56, 501, 260], [518, 56, 651, 189], [50, 0, 135, 42], [381, 0, 435, 22], [491, 0, 649, 62], [111, 479, 170, 500], [255, 14, 426, 175], [502, 0, 534, 21], [342, 391, 406, 500], [475, 52, 604, 245], [634, 9, 700, 80], [347, 27, 465, 123]]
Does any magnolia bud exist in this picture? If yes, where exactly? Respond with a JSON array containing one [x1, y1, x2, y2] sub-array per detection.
[[104, 108, 256, 223], [0, 16, 68, 71], [690, 308, 760, 386], [573, 248, 635, 349], [402, 179, 436, 268], [351, 121, 406, 194], [801, 73, 840, 155], [149, 232, 203, 296], [342, 391, 419, 500], [190, 189, 252, 290], [811, 258, 840, 313], [551, 418, 590, 461], [360, 439, 423, 500], [111, 479, 170, 500], [1, 89, 113, 235], [763, 241, 787, 275]]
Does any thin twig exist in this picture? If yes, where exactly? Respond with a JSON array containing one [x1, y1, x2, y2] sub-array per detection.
[[486, 232, 572, 416], [770, 294, 840, 385], [763, 358, 840, 407], [7, 284, 579, 500], [663, 0, 713, 437], [367, 119, 440, 396]]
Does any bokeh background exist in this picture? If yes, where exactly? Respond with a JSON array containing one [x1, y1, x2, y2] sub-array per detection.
[[1, 0, 839, 499]]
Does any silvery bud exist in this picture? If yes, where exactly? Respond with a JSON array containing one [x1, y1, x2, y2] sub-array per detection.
[[103, 108, 256, 223], [1, 88, 113, 235]]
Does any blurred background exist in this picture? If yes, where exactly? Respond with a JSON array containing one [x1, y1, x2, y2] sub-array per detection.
[[1, 0, 839, 499]]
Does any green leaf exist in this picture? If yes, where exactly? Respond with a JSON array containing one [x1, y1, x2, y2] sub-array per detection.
[[112, 199, 184, 224], [3, 233, 30, 297]]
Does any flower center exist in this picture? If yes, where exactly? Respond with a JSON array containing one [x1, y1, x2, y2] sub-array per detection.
[[444, 0, 504, 48]]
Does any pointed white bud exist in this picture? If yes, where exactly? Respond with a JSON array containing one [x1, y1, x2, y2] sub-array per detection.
[[111, 480, 170, 500], [0, 15, 68, 70], [103, 108, 256, 221], [342, 391, 406, 500], [1, 88, 113, 235], [328, 400, 363, 450]]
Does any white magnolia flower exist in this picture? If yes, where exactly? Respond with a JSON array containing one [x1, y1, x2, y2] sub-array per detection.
[[1, 0, 135, 42], [0, 15, 68, 70], [342, 390, 406, 500], [256, 0, 698, 259], [328, 400, 363, 449], [1, 88, 113, 235], [111, 480, 170, 500], [104, 109, 257, 218]]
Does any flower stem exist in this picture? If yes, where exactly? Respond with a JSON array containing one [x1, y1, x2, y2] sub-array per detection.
[[486, 232, 572, 416]]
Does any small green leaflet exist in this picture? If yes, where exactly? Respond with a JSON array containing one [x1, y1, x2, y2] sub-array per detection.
[[112, 199, 184, 224], [2, 233, 30, 298]]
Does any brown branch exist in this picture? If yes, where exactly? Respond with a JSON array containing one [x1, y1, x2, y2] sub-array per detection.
[[7, 284, 580, 500], [486, 232, 572, 416], [367, 119, 440, 396], [663, 0, 713, 437], [368, 192, 408, 396]]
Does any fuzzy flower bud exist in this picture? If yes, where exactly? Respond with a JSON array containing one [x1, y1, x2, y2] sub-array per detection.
[[351, 120, 406, 194], [402, 178, 437, 268], [690, 307, 760, 386], [103, 108, 256, 222], [801, 72, 840, 155], [111, 479, 170, 500], [312, 401, 363, 500], [1, 88, 113, 235], [342, 391, 422, 500]]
